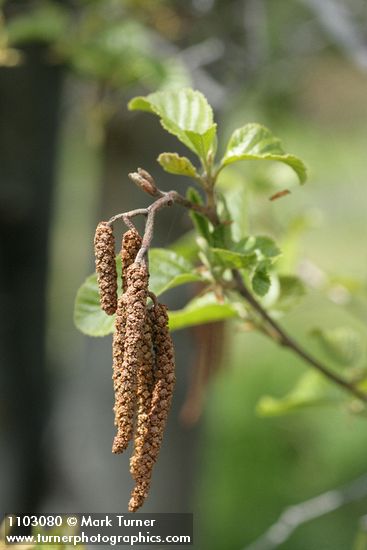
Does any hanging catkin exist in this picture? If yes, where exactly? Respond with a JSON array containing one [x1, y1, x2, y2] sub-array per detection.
[[121, 230, 142, 291], [129, 302, 176, 512], [94, 221, 118, 315], [112, 263, 149, 454], [111, 295, 126, 449], [111, 229, 143, 453], [129, 312, 155, 479], [94, 211, 177, 511]]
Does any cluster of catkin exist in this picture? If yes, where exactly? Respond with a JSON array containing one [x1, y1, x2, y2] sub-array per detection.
[[94, 222, 176, 512]]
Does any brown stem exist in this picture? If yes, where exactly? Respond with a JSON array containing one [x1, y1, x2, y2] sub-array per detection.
[[232, 269, 367, 403], [110, 172, 219, 264], [135, 192, 176, 263], [170, 190, 218, 225], [202, 166, 220, 225], [134, 189, 218, 262], [108, 208, 148, 228], [205, 186, 220, 225]]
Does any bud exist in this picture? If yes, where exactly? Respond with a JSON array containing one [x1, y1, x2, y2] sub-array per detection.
[[138, 168, 156, 187], [128, 170, 158, 197], [94, 221, 117, 315]]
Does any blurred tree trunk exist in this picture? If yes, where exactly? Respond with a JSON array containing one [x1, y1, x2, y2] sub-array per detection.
[[0, 38, 63, 510]]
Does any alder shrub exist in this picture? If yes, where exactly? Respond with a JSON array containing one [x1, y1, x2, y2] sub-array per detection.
[[74, 88, 367, 511]]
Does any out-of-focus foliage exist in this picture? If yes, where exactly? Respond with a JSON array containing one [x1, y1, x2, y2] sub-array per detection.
[[257, 370, 338, 416], [311, 326, 365, 368], [3, 0, 189, 90], [256, 324, 366, 417], [5, 3, 68, 44]]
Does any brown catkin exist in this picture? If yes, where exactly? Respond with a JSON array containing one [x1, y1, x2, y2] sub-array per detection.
[[94, 221, 118, 315], [111, 295, 126, 440], [112, 263, 149, 454], [111, 231, 143, 452], [128, 302, 176, 512], [129, 312, 155, 479], [121, 230, 142, 292]]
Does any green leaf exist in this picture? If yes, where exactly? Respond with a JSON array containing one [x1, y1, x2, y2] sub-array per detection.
[[311, 327, 364, 367], [210, 225, 229, 249], [210, 247, 257, 270], [253, 236, 281, 258], [158, 152, 199, 178], [252, 264, 271, 296], [274, 275, 306, 311], [213, 192, 233, 249], [148, 248, 202, 296], [128, 88, 217, 160], [169, 230, 198, 263], [225, 186, 248, 242], [74, 273, 115, 337], [221, 123, 307, 184], [185, 126, 217, 160], [168, 293, 238, 331], [233, 235, 281, 259], [256, 371, 339, 417], [186, 187, 212, 243]]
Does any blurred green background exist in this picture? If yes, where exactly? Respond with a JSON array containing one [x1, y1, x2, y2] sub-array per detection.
[[1, 1, 367, 549]]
